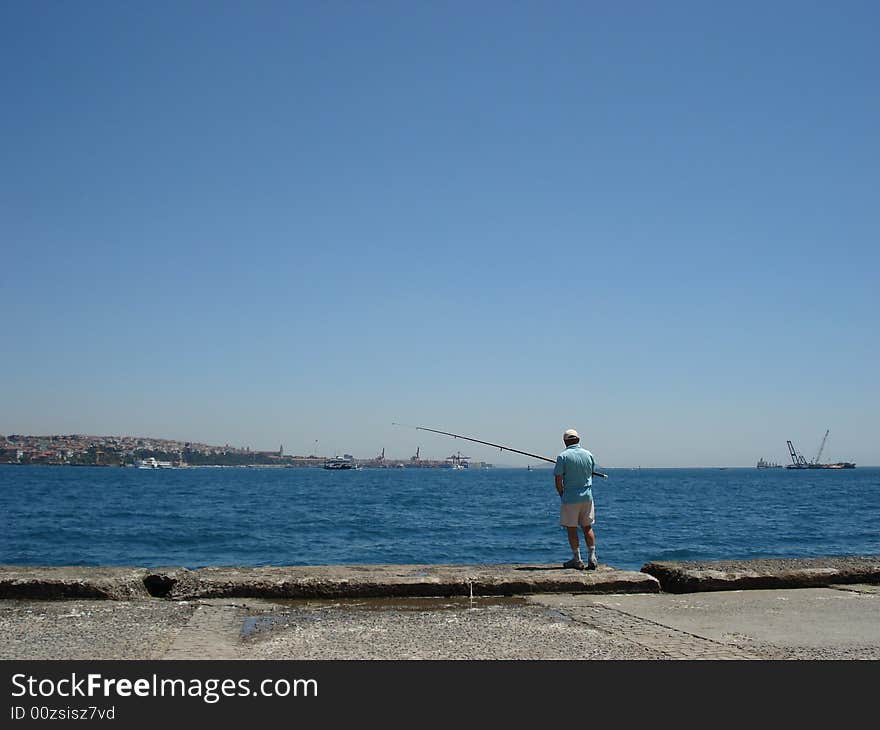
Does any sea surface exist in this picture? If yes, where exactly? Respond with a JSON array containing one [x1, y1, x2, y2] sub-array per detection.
[[1, 465, 878, 571]]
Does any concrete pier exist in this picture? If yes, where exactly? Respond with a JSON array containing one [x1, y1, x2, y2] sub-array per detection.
[[1, 557, 878, 660]]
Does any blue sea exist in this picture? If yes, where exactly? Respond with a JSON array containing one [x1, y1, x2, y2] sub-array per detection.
[[1, 465, 878, 571]]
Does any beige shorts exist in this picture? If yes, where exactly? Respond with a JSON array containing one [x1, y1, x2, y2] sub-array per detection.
[[560, 500, 595, 528]]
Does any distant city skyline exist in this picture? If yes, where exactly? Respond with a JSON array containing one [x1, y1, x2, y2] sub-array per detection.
[[1, 427, 871, 469], [0, 432, 499, 468], [2, 3, 877, 468]]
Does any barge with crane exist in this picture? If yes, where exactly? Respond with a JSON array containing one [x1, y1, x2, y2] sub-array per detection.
[[785, 430, 856, 470]]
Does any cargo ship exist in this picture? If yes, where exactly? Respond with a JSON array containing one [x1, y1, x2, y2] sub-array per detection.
[[756, 458, 782, 469]]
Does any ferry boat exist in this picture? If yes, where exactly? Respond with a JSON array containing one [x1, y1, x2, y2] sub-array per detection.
[[135, 457, 174, 469], [323, 456, 356, 470]]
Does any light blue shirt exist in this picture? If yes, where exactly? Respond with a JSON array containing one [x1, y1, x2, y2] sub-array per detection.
[[554, 444, 595, 504]]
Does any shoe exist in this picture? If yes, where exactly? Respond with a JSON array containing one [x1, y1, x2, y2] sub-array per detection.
[[586, 560, 598, 570], [563, 558, 586, 570]]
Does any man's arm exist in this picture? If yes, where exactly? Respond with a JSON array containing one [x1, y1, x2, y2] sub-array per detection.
[[555, 475, 564, 498]]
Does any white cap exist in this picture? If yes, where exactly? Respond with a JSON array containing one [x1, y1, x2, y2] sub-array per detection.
[[563, 429, 579, 440]]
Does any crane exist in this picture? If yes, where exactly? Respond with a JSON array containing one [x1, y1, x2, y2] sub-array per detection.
[[814, 429, 830, 465], [787, 440, 808, 467]]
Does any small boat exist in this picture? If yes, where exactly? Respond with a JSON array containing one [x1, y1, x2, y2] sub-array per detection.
[[447, 451, 469, 469]]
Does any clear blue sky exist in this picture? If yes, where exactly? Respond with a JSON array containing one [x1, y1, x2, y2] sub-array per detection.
[[2, 1, 877, 466]]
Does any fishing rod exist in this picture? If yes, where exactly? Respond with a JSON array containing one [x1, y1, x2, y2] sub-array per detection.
[[392, 423, 608, 478]]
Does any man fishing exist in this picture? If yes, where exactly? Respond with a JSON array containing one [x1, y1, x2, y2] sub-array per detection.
[[554, 429, 598, 570], [394, 423, 607, 569]]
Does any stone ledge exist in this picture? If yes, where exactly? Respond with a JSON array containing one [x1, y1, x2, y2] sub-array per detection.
[[0, 564, 659, 600], [0, 566, 152, 600], [641, 556, 880, 593], [12, 557, 878, 600]]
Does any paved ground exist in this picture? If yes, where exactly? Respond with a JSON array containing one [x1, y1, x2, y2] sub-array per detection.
[[539, 584, 880, 660], [3, 584, 878, 660]]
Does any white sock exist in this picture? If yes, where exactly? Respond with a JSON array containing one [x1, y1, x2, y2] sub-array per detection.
[[588, 546, 597, 562], [572, 547, 582, 561]]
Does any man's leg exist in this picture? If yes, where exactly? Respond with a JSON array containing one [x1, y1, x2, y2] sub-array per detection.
[[567, 526, 581, 555], [562, 526, 584, 568], [582, 525, 597, 568]]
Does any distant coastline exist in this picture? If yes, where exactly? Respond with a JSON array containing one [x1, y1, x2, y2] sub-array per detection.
[[0, 433, 494, 469]]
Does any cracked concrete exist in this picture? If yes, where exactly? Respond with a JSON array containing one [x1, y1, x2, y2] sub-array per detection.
[[2, 584, 878, 660]]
